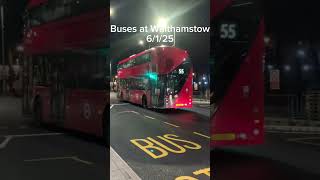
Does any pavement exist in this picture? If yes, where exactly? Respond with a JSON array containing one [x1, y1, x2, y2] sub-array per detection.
[[0, 96, 107, 180], [110, 92, 210, 179], [110, 146, 141, 180], [265, 116, 320, 133]]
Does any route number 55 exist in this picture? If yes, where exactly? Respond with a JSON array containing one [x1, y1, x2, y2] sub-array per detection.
[[220, 23, 237, 39]]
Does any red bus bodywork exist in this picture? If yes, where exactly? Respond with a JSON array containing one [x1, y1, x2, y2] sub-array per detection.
[[117, 46, 193, 109], [211, 0, 265, 147], [27, 0, 48, 9], [23, 4, 107, 55], [22, 0, 108, 137]]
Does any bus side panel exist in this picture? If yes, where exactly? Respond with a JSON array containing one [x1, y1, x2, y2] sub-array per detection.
[[129, 90, 143, 105], [211, 22, 265, 147], [65, 89, 106, 136], [34, 86, 52, 123]]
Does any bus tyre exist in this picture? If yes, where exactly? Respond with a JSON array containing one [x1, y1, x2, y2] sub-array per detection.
[[33, 99, 43, 125], [142, 96, 147, 108]]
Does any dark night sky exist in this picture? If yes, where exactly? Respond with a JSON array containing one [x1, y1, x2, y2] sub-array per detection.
[[264, 1, 320, 41], [110, 0, 210, 75], [4, 0, 28, 48]]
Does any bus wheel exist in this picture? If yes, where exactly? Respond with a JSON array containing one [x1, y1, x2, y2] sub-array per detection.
[[142, 96, 148, 108], [33, 99, 43, 125]]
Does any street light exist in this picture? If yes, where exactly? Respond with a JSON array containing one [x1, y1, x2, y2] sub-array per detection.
[[157, 17, 168, 28], [284, 65, 291, 72], [110, 7, 114, 17], [156, 17, 175, 46], [138, 40, 144, 46], [297, 49, 305, 57], [264, 36, 271, 45], [302, 64, 311, 72]]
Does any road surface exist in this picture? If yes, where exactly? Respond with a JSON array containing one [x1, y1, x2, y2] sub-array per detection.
[[110, 92, 211, 179], [0, 96, 107, 180], [214, 131, 320, 180]]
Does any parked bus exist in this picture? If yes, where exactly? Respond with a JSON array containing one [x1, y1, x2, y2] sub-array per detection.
[[211, 0, 265, 146], [117, 46, 193, 109], [22, 0, 109, 138]]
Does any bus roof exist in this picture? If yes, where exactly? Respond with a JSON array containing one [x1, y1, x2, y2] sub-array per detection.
[[27, 0, 48, 9], [117, 46, 183, 65], [211, 0, 232, 18]]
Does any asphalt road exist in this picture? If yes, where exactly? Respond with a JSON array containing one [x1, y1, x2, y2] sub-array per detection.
[[0, 96, 107, 180], [214, 131, 320, 180], [110, 92, 211, 179], [2, 94, 320, 180]]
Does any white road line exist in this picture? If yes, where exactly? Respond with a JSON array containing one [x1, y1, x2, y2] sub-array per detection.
[[116, 111, 141, 115], [193, 132, 210, 139], [110, 103, 130, 109], [24, 156, 93, 165], [144, 115, 155, 120], [232, 2, 253, 7], [163, 122, 180, 128], [9, 133, 63, 138], [0, 136, 12, 149], [111, 103, 130, 106], [110, 147, 141, 180], [0, 133, 63, 149]]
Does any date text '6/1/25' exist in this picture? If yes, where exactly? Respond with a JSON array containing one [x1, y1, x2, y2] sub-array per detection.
[[146, 34, 174, 43]]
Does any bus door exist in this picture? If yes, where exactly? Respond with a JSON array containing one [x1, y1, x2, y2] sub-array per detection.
[[50, 59, 65, 124], [150, 63, 160, 108]]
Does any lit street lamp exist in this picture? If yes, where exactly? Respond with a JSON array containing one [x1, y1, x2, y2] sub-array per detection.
[[156, 17, 175, 47], [110, 7, 114, 17], [138, 40, 144, 46], [157, 17, 168, 28], [284, 65, 291, 72]]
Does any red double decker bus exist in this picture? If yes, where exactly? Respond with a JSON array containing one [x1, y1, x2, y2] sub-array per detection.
[[22, 0, 108, 138], [117, 46, 193, 109], [211, 0, 265, 146]]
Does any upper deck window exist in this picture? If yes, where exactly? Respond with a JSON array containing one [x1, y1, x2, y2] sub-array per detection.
[[28, 0, 107, 27], [118, 53, 151, 70]]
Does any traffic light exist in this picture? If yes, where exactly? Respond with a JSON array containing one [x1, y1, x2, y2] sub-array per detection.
[[145, 72, 158, 81]]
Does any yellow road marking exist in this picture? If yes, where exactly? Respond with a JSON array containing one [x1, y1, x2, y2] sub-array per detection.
[[193, 132, 210, 139], [163, 122, 180, 128], [212, 133, 236, 141], [130, 134, 202, 159]]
